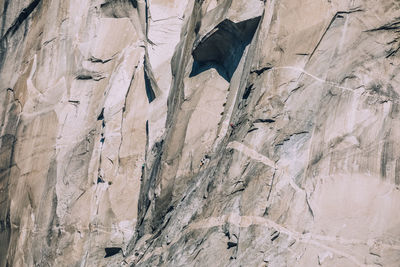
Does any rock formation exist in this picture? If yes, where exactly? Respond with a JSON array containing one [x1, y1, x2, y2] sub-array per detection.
[[1, 0, 400, 266]]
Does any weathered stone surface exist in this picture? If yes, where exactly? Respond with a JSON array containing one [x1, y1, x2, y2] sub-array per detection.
[[1, 0, 400, 266]]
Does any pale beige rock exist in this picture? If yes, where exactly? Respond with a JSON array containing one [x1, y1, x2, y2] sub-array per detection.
[[1, 0, 400, 266]]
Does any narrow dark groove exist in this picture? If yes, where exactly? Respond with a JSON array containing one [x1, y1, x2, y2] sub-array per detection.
[[242, 84, 253, 99], [254, 118, 275, 123], [144, 69, 156, 103], [143, 53, 160, 102]]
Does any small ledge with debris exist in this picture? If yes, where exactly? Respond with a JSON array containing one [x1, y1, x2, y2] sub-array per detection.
[[75, 70, 106, 81], [88, 55, 114, 64], [68, 100, 80, 104]]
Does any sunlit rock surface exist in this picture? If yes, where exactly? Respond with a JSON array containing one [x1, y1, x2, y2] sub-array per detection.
[[1, 0, 400, 266]]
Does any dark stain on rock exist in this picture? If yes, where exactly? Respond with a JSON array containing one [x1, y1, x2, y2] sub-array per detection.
[[395, 158, 400, 185], [311, 150, 323, 166], [380, 140, 393, 179]]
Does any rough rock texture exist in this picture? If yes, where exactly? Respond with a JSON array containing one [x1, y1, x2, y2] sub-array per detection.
[[1, 0, 400, 266]]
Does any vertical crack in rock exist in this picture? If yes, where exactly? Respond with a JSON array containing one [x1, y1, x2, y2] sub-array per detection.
[[144, 69, 155, 103], [143, 55, 158, 103], [118, 62, 137, 167]]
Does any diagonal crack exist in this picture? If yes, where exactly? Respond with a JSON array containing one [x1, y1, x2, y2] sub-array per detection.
[[1, 0, 42, 41], [308, 8, 363, 60]]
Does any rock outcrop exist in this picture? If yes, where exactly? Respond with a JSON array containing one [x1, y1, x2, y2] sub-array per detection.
[[1, 0, 400, 266]]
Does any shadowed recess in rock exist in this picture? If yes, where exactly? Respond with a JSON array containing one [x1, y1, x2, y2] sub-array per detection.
[[104, 247, 122, 258], [144, 69, 156, 103], [97, 108, 104, 120], [190, 17, 261, 82], [100, 0, 138, 18]]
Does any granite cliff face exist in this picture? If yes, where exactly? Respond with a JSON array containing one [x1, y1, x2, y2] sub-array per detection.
[[1, 0, 400, 266]]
